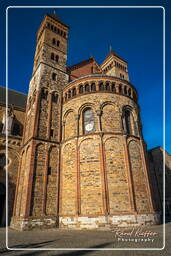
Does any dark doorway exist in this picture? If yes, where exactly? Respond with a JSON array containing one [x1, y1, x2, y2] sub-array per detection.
[[0, 183, 6, 227]]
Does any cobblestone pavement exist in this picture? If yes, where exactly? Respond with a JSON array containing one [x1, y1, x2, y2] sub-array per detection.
[[0, 222, 170, 256]]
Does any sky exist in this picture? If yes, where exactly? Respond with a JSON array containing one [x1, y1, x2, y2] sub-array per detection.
[[0, 0, 170, 153]]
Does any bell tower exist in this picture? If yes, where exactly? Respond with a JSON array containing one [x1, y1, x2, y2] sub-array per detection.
[[11, 13, 69, 230]]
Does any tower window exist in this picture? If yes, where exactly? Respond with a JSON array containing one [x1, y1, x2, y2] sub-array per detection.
[[63, 32, 66, 38], [52, 93, 58, 103], [50, 129, 54, 137], [51, 25, 54, 30], [12, 123, 20, 136], [52, 38, 56, 45], [55, 55, 59, 62], [51, 53, 54, 60], [68, 90, 71, 98], [105, 83, 110, 91], [48, 167, 52, 175], [54, 27, 57, 32], [52, 72, 57, 81], [57, 40, 60, 47]]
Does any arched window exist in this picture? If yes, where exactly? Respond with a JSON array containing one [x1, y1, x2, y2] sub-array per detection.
[[68, 90, 71, 98], [122, 108, 135, 135], [99, 82, 104, 91], [105, 82, 110, 91], [72, 88, 76, 97], [128, 88, 131, 96], [41, 88, 48, 100], [51, 53, 54, 60], [91, 83, 96, 92], [83, 108, 95, 134], [85, 84, 90, 92], [124, 86, 127, 95], [52, 93, 58, 103], [79, 85, 83, 94], [111, 83, 115, 92], [52, 38, 56, 45], [119, 84, 122, 93]]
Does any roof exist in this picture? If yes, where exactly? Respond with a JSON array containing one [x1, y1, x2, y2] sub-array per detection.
[[0, 86, 27, 110], [68, 57, 97, 71], [47, 13, 69, 29], [101, 50, 127, 66]]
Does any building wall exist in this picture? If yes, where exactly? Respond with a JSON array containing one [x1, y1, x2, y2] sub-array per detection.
[[0, 104, 25, 226]]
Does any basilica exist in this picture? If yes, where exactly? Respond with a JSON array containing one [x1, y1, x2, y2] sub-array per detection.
[[0, 13, 170, 230]]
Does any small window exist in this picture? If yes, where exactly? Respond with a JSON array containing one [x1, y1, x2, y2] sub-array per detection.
[[52, 38, 56, 45], [79, 85, 83, 94], [99, 82, 104, 91], [63, 32, 66, 38], [52, 73, 57, 81], [12, 123, 20, 136], [111, 83, 115, 92], [41, 89, 48, 100], [55, 55, 59, 62], [51, 25, 54, 30], [105, 83, 110, 91], [50, 129, 54, 137], [68, 90, 71, 98], [91, 83, 96, 92], [85, 84, 90, 92], [57, 40, 60, 47], [51, 53, 54, 60], [72, 88, 76, 96], [48, 167, 52, 175]]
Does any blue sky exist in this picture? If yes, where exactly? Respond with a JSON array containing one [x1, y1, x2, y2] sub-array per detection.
[[0, 0, 170, 153]]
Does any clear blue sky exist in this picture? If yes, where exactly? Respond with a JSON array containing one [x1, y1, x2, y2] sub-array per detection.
[[0, 0, 170, 153]]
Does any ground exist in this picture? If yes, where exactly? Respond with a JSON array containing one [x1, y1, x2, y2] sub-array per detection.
[[0, 222, 170, 256]]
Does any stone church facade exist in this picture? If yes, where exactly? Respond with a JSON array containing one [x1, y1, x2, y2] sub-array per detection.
[[0, 13, 169, 230]]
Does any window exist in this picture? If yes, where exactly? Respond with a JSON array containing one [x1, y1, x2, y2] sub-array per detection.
[[85, 84, 90, 92], [57, 40, 60, 47], [79, 85, 83, 94], [119, 84, 122, 93], [128, 88, 131, 96], [111, 83, 115, 92], [91, 83, 96, 92], [52, 93, 58, 103], [52, 73, 57, 81], [83, 108, 95, 134], [122, 109, 134, 135], [52, 38, 56, 45], [105, 83, 110, 91], [99, 82, 104, 91], [72, 88, 76, 97], [55, 55, 59, 62], [12, 123, 20, 136], [41, 89, 48, 100], [68, 90, 71, 98], [124, 86, 127, 95], [50, 129, 54, 137], [51, 53, 54, 60], [48, 167, 52, 175]]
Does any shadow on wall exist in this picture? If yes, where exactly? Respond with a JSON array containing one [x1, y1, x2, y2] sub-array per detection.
[[148, 147, 171, 222]]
